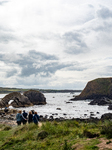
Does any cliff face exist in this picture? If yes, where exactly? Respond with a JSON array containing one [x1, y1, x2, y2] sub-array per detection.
[[72, 78, 112, 100], [0, 90, 46, 108]]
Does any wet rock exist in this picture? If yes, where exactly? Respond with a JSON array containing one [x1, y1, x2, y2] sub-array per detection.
[[96, 112, 100, 114], [108, 104, 112, 110], [59, 117, 65, 121], [66, 101, 72, 104], [90, 113, 95, 117], [101, 113, 112, 120], [63, 113, 67, 115], [89, 97, 112, 106], [49, 116, 53, 120], [54, 113, 58, 115], [45, 115, 48, 119], [56, 108, 61, 110]]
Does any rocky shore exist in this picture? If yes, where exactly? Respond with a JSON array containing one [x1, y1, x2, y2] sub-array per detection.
[[1, 108, 112, 127]]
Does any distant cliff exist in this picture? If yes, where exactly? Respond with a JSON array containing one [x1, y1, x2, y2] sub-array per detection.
[[71, 78, 112, 100]]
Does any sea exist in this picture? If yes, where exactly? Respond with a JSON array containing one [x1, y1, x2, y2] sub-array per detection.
[[0, 92, 112, 119]]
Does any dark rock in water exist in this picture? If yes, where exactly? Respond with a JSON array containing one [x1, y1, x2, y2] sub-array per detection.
[[90, 113, 95, 117], [90, 112, 94, 114], [49, 116, 54, 120], [89, 97, 112, 105], [108, 104, 112, 110], [56, 108, 61, 110], [101, 113, 112, 120], [23, 90, 46, 105], [96, 112, 100, 114], [71, 78, 112, 100], [66, 101, 72, 104], [63, 113, 67, 115], [0, 90, 46, 108], [54, 113, 58, 115], [45, 115, 48, 119], [84, 114, 87, 116]]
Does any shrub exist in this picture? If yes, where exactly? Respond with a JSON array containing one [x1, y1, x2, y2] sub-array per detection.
[[37, 130, 48, 139], [62, 140, 73, 150], [3, 126, 12, 131], [83, 129, 99, 138], [101, 125, 112, 138]]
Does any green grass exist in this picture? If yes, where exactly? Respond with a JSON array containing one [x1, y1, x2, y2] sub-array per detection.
[[0, 120, 112, 150]]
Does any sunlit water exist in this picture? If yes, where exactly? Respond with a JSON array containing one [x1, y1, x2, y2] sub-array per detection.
[[0, 93, 112, 119]]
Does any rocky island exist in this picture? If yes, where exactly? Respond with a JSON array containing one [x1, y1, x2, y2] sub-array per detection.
[[0, 90, 46, 108]]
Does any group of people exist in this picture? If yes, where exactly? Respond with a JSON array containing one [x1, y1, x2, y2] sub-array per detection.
[[16, 110, 40, 125]]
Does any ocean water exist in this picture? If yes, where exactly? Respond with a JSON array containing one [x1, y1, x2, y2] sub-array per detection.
[[0, 93, 112, 119]]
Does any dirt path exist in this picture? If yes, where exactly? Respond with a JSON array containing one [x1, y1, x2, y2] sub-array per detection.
[[97, 138, 112, 150]]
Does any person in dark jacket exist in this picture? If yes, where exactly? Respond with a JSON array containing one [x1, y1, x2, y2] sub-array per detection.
[[33, 112, 40, 125], [16, 110, 22, 125], [28, 111, 33, 124], [21, 110, 28, 124]]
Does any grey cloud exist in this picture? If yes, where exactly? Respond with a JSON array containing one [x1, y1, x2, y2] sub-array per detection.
[[93, 22, 112, 32], [66, 63, 87, 71], [63, 32, 81, 43], [63, 32, 89, 54], [20, 62, 72, 77], [0, 34, 15, 43], [0, 50, 87, 78], [0, 1, 8, 5], [6, 69, 17, 77], [28, 50, 58, 60], [97, 6, 112, 19]]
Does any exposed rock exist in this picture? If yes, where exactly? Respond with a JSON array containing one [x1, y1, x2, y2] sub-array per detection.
[[49, 115, 54, 120], [66, 101, 72, 103], [56, 108, 61, 110], [101, 113, 112, 120], [71, 78, 112, 100], [89, 97, 112, 105], [63, 113, 67, 115], [108, 104, 112, 110], [0, 92, 31, 108], [23, 90, 46, 105], [0, 90, 46, 108]]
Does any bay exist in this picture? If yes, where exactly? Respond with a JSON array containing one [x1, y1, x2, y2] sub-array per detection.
[[0, 92, 112, 119]]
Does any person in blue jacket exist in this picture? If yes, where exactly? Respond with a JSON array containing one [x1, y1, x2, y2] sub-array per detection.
[[16, 110, 22, 125], [33, 111, 40, 125]]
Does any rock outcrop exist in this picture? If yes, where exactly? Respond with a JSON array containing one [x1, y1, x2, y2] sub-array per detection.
[[23, 90, 46, 105], [89, 97, 112, 105], [101, 113, 112, 120], [0, 90, 46, 108], [108, 104, 112, 110], [71, 78, 112, 100]]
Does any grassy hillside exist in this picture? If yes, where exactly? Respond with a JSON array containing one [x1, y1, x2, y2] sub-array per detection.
[[0, 120, 112, 150]]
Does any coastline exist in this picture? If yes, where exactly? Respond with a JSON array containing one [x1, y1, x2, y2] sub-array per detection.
[[0, 108, 112, 127]]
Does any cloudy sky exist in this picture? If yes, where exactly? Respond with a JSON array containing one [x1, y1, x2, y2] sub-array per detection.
[[0, 0, 112, 89]]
